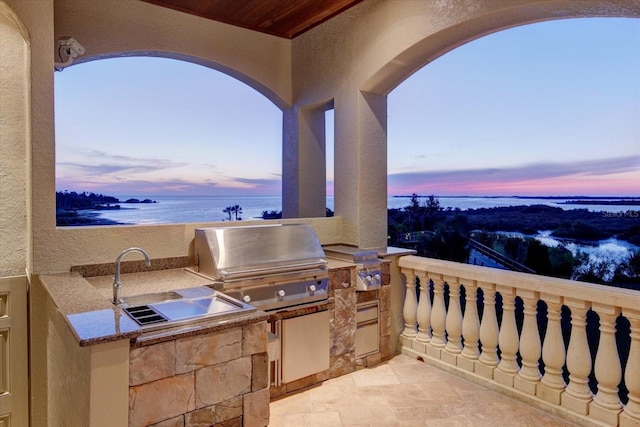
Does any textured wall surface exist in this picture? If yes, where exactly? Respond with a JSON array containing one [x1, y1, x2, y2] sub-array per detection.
[[0, 2, 29, 276]]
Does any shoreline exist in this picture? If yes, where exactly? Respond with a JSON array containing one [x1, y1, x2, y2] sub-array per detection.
[[392, 194, 640, 205], [56, 209, 129, 226]]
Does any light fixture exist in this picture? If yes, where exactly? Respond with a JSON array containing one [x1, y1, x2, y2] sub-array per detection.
[[54, 36, 85, 71]]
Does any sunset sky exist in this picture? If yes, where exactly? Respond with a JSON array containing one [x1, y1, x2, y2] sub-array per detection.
[[55, 18, 639, 198]]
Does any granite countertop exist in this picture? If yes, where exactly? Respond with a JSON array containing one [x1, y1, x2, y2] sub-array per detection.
[[86, 267, 217, 302], [326, 258, 355, 270], [40, 263, 354, 348], [38, 268, 267, 347]]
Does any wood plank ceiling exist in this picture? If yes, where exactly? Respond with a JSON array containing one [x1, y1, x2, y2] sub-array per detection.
[[141, 0, 364, 39]]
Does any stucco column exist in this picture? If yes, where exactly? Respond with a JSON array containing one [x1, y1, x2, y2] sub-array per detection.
[[333, 90, 387, 249], [282, 105, 327, 219], [0, 1, 32, 277]]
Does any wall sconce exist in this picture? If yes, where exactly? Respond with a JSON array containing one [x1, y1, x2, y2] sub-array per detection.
[[54, 36, 85, 71]]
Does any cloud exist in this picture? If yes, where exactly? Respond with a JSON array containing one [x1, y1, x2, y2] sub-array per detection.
[[58, 149, 190, 176], [388, 155, 640, 195], [56, 175, 282, 197]]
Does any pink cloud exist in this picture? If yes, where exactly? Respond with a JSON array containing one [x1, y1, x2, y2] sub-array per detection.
[[388, 156, 639, 196]]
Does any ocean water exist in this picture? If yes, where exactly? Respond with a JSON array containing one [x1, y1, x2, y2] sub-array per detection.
[[90, 195, 637, 225]]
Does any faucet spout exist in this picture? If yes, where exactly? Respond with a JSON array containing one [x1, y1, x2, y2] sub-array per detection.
[[113, 247, 151, 304]]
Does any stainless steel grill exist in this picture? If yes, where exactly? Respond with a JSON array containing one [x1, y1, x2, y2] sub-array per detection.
[[323, 245, 382, 291], [194, 224, 332, 385], [194, 224, 329, 311]]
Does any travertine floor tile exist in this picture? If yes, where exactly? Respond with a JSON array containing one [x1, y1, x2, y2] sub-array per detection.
[[351, 364, 401, 386], [268, 355, 578, 427], [283, 411, 342, 426]]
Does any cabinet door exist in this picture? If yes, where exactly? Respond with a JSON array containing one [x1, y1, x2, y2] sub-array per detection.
[[0, 276, 29, 426], [355, 322, 379, 358], [281, 311, 330, 383]]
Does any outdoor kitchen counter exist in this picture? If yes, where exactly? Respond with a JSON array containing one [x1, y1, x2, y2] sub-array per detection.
[[37, 268, 267, 347], [38, 263, 353, 347]]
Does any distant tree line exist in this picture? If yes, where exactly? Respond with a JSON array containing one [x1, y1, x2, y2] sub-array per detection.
[[56, 190, 121, 210], [56, 191, 156, 226], [259, 207, 334, 219], [388, 194, 640, 287], [56, 191, 156, 210]]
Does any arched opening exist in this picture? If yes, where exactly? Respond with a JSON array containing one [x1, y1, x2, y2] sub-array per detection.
[[388, 17, 639, 197], [54, 56, 284, 224], [386, 17, 639, 283]]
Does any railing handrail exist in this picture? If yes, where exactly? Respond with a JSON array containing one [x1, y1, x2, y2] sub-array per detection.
[[399, 255, 639, 310]]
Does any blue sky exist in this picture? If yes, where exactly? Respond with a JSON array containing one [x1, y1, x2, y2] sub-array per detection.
[[55, 17, 639, 197]]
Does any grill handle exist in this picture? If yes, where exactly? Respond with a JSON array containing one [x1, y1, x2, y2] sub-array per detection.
[[219, 260, 328, 280]]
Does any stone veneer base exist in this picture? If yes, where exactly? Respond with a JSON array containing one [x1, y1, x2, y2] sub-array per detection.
[[129, 322, 270, 427]]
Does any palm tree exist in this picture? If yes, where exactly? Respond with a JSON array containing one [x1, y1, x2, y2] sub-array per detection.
[[230, 204, 242, 221], [223, 206, 232, 221]]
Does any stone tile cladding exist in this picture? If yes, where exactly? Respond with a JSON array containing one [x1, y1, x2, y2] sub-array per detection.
[[329, 266, 357, 378], [129, 322, 269, 427]]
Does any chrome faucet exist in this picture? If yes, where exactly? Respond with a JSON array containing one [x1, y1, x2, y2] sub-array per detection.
[[113, 247, 151, 304]]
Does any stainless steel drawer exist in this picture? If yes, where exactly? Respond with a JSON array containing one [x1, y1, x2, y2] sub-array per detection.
[[356, 322, 379, 357], [356, 302, 379, 323], [280, 310, 330, 383], [355, 301, 379, 358]]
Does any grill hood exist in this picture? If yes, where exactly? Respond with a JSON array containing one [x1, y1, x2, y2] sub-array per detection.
[[194, 224, 327, 281]]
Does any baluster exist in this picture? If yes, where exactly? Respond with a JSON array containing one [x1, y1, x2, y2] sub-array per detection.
[[401, 268, 417, 338], [443, 276, 463, 366], [562, 298, 593, 415], [621, 309, 640, 426], [538, 294, 566, 405], [515, 290, 541, 395], [428, 275, 447, 359], [476, 282, 499, 379], [495, 286, 519, 387], [415, 271, 432, 345], [589, 304, 623, 425], [459, 279, 480, 373]]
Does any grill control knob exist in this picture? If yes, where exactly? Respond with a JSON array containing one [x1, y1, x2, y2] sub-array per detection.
[[243, 295, 251, 303], [276, 290, 286, 298], [309, 284, 317, 292], [374, 274, 381, 283], [365, 275, 373, 284]]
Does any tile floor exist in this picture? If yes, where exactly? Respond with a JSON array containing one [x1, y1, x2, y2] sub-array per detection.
[[268, 354, 577, 426]]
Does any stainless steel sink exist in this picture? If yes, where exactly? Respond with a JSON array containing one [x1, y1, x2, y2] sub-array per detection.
[[119, 286, 256, 330], [121, 290, 182, 306]]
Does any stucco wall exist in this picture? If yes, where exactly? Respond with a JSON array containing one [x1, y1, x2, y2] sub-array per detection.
[[0, 2, 30, 277]]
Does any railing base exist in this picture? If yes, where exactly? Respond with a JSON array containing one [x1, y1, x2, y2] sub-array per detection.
[[589, 402, 622, 426], [562, 393, 591, 416], [620, 412, 640, 427], [538, 382, 564, 405], [514, 375, 537, 395], [457, 356, 475, 373], [401, 343, 608, 427]]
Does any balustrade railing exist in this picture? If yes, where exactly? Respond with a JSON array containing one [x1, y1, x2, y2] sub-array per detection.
[[398, 255, 640, 427]]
